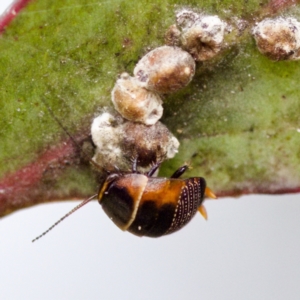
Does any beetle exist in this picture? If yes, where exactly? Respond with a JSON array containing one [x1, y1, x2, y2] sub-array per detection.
[[99, 160, 216, 237], [32, 101, 216, 242]]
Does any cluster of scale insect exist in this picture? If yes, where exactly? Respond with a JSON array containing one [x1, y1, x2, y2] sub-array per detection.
[[165, 9, 227, 61], [91, 8, 232, 172]]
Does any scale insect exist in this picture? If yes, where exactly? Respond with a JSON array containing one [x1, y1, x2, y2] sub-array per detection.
[[32, 101, 216, 242]]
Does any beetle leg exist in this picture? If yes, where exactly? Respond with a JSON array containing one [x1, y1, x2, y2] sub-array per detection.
[[147, 162, 161, 177], [171, 165, 189, 178], [198, 205, 208, 220], [130, 156, 138, 173], [127, 156, 142, 174], [205, 187, 217, 199], [114, 165, 120, 173]]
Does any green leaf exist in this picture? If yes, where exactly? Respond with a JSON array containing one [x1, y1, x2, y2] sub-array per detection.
[[0, 0, 299, 216]]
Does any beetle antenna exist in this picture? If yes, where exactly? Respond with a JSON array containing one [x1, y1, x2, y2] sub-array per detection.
[[41, 99, 101, 170], [32, 194, 97, 242]]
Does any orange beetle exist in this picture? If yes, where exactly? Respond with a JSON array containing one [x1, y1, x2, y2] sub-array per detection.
[[98, 162, 216, 237]]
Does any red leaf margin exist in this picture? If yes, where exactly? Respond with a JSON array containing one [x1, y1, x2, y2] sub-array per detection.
[[0, 137, 93, 217], [0, 0, 32, 33]]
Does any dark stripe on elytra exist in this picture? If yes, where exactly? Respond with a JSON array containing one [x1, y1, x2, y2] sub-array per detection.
[[101, 184, 134, 228], [147, 203, 176, 237], [128, 201, 157, 236], [129, 201, 176, 237]]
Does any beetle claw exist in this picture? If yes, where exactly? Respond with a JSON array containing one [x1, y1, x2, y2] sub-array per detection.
[[205, 187, 217, 199], [198, 205, 208, 220]]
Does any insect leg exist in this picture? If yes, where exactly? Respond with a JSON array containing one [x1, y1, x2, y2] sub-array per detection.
[[170, 165, 189, 178]]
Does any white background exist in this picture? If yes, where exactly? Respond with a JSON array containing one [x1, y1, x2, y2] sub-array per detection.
[[1, 1, 300, 299]]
